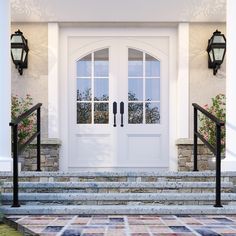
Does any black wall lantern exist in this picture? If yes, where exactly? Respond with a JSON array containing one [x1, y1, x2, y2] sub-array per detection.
[[11, 30, 29, 75], [207, 30, 226, 75]]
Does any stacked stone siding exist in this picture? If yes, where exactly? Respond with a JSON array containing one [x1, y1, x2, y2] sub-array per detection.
[[19, 139, 61, 171], [176, 138, 213, 171]]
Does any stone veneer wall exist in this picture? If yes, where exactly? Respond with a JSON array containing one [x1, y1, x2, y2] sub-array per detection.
[[19, 139, 61, 171], [176, 138, 213, 171]]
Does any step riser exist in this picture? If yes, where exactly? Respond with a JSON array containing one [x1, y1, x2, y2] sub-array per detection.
[[2, 206, 236, 215], [2, 200, 232, 206], [0, 177, 232, 183], [2, 189, 232, 194]]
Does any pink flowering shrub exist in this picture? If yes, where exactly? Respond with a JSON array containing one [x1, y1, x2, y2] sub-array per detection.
[[11, 94, 36, 144], [199, 94, 226, 152]]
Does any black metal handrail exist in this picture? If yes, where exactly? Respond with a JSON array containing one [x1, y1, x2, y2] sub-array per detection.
[[192, 103, 225, 207], [9, 103, 42, 207]]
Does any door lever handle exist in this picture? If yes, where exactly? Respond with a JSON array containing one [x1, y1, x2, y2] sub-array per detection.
[[113, 102, 117, 127], [120, 102, 124, 127]]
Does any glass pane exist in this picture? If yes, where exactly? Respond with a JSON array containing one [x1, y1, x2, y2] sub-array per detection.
[[145, 54, 160, 77], [11, 35, 23, 43], [11, 48, 22, 61], [94, 78, 109, 101], [77, 103, 91, 124], [128, 49, 143, 77], [22, 50, 27, 62], [213, 48, 224, 61], [146, 79, 160, 101], [213, 35, 225, 43], [128, 103, 143, 124], [146, 102, 160, 124], [77, 54, 91, 77], [94, 49, 109, 77], [94, 103, 109, 124], [77, 79, 91, 101], [128, 78, 143, 101], [209, 50, 214, 62]]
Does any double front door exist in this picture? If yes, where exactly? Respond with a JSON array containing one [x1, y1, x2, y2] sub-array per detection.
[[68, 37, 169, 169]]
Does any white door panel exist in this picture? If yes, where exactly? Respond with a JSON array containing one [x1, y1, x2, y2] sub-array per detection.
[[68, 37, 169, 168]]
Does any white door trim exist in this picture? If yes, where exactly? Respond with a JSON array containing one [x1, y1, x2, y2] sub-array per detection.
[[59, 27, 177, 171], [48, 23, 60, 138]]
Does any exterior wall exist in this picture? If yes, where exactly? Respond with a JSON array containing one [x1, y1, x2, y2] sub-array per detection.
[[11, 23, 48, 138], [19, 139, 60, 171], [9, 22, 227, 170], [176, 139, 214, 171], [189, 23, 226, 136]]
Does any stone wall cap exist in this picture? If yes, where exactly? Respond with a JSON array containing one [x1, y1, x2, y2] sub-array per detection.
[[31, 138, 61, 145], [176, 138, 204, 145]]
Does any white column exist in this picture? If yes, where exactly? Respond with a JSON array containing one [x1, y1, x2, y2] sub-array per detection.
[[222, 0, 236, 171], [48, 23, 60, 138], [177, 23, 189, 138], [0, 0, 12, 171]]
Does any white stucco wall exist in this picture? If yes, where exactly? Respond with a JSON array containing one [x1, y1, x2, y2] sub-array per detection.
[[11, 23, 48, 137], [10, 23, 227, 140], [189, 23, 226, 136]]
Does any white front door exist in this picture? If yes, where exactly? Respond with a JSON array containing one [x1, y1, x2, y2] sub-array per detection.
[[68, 37, 169, 170]]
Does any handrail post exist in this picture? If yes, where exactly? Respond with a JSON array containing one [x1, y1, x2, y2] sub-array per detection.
[[12, 124, 20, 207], [36, 106, 41, 171], [193, 107, 198, 171], [214, 124, 222, 207]]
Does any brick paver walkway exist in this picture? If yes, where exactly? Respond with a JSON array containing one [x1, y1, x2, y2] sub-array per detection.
[[6, 215, 236, 236]]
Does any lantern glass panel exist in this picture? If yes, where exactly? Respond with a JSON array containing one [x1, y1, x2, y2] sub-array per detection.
[[213, 48, 225, 61], [209, 50, 214, 62], [22, 50, 27, 62], [11, 35, 23, 43], [11, 48, 22, 61], [213, 35, 225, 43]]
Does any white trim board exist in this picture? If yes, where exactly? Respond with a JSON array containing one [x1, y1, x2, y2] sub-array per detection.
[[48, 23, 59, 138], [58, 27, 179, 171]]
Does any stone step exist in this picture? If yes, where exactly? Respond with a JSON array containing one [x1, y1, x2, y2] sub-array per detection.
[[2, 192, 236, 206], [3, 192, 236, 202], [0, 171, 235, 177], [2, 204, 236, 215], [2, 181, 233, 190]]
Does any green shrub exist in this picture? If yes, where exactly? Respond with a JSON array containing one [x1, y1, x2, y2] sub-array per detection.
[[11, 94, 36, 144], [199, 94, 226, 152]]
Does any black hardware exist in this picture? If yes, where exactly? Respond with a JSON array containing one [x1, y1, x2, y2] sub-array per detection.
[[120, 102, 124, 127], [192, 103, 224, 207], [9, 103, 42, 207], [207, 30, 226, 75], [12, 124, 19, 207], [11, 30, 29, 75], [113, 102, 117, 127]]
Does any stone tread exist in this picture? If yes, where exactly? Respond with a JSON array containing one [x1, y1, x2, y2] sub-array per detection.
[[2, 181, 233, 189], [0, 171, 236, 177], [2, 192, 236, 201], [2, 205, 236, 215]]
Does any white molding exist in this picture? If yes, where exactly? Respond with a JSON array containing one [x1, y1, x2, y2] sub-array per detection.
[[11, 0, 226, 23], [222, 0, 236, 171], [169, 28, 178, 171], [177, 23, 189, 139], [48, 23, 59, 138], [59, 28, 69, 171], [59, 27, 177, 171], [0, 0, 12, 171]]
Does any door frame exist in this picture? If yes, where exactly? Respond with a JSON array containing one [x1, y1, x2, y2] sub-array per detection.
[[59, 26, 177, 171]]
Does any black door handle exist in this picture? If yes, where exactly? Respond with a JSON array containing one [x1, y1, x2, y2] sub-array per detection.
[[113, 102, 117, 127], [120, 102, 124, 127]]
